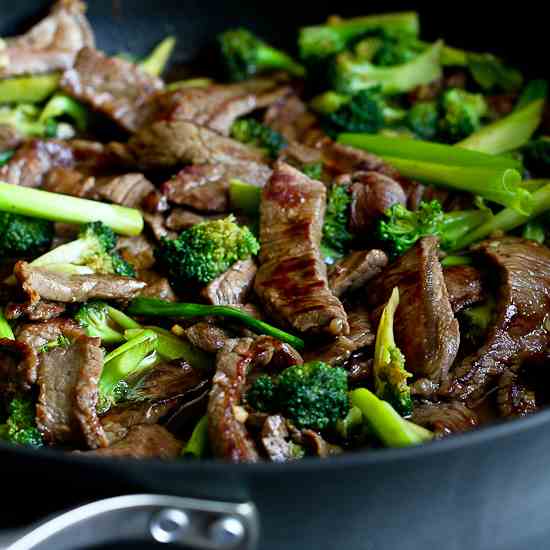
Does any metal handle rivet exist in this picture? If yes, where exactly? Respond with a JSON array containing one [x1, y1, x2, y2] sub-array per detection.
[[150, 508, 190, 543], [208, 516, 246, 547]]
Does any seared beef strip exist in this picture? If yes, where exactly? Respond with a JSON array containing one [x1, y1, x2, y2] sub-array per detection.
[[86, 424, 182, 458], [0, 338, 35, 393], [444, 265, 486, 313], [60, 47, 163, 132], [293, 428, 343, 457], [367, 237, 460, 384], [1, 0, 94, 77], [143, 212, 176, 241], [164, 209, 223, 232], [444, 238, 550, 402], [36, 328, 107, 448], [5, 299, 67, 322], [42, 166, 96, 198], [0, 125, 23, 152], [13, 262, 146, 304], [411, 400, 478, 437], [497, 366, 538, 418], [185, 322, 233, 354], [136, 271, 176, 302], [96, 173, 155, 208], [129, 120, 267, 169], [116, 235, 156, 271], [261, 415, 302, 462], [162, 162, 271, 213], [329, 249, 388, 298], [208, 336, 302, 462], [202, 259, 257, 306], [255, 162, 349, 336]]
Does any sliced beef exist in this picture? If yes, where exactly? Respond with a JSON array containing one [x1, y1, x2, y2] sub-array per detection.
[[129, 120, 267, 169], [116, 235, 156, 271], [329, 249, 388, 298], [0, 338, 35, 392], [0, 125, 23, 152], [36, 330, 107, 448], [208, 336, 302, 462], [254, 162, 349, 336], [411, 400, 478, 437], [305, 304, 374, 367], [162, 162, 271, 213], [322, 143, 399, 177], [143, 212, 176, 241], [13, 262, 146, 304], [96, 173, 154, 208], [42, 166, 96, 197], [5, 299, 67, 322], [165, 209, 223, 232], [260, 414, 302, 462], [444, 265, 486, 313], [136, 271, 176, 302], [0, 139, 74, 187], [446, 238, 550, 402], [60, 47, 162, 132], [367, 237, 460, 384], [202, 259, 257, 305], [349, 172, 407, 236], [146, 80, 290, 136], [186, 322, 232, 354], [86, 424, 182, 459], [1, 0, 94, 77], [293, 428, 343, 458]]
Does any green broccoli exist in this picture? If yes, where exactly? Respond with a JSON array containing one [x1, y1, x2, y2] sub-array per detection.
[[373, 287, 412, 415], [38, 334, 71, 354], [0, 307, 14, 339], [74, 301, 135, 344], [322, 183, 353, 258], [378, 200, 490, 256], [0, 395, 42, 447], [0, 104, 57, 139], [156, 215, 259, 286], [0, 212, 53, 258], [523, 137, 550, 177], [218, 28, 305, 81], [182, 415, 209, 458], [368, 31, 425, 67], [230, 118, 287, 158], [246, 361, 349, 431], [0, 150, 14, 166], [301, 162, 323, 180], [406, 101, 439, 140], [30, 221, 135, 277], [330, 41, 442, 96], [438, 88, 487, 143], [298, 12, 420, 62], [522, 220, 546, 244]]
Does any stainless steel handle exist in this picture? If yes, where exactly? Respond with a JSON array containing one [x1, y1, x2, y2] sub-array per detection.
[[1, 494, 259, 550]]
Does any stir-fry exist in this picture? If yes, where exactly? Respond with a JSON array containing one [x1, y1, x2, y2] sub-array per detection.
[[0, 2, 549, 462]]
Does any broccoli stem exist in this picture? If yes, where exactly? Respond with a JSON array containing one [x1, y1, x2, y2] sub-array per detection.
[[456, 99, 545, 155], [0, 74, 61, 104], [255, 45, 306, 78], [140, 36, 176, 77], [441, 255, 473, 267], [338, 133, 531, 214], [182, 415, 209, 458], [350, 388, 433, 448], [515, 80, 549, 111], [522, 220, 546, 243], [452, 182, 550, 249], [441, 210, 492, 246], [0, 182, 143, 236], [0, 308, 14, 339], [127, 297, 305, 350], [39, 94, 89, 132], [229, 179, 261, 216]]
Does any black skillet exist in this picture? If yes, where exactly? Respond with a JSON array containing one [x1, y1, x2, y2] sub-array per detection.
[[1, 2, 550, 549]]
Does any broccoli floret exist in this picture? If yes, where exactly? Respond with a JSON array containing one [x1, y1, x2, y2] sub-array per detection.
[[246, 375, 275, 412], [322, 183, 353, 258], [246, 361, 348, 430], [0, 307, 14, 339], [74, 301, 127, 344], [522, 220, 546, 244], [0, 212, 53, 258], [330, 41, 442, 96], [218, 28, 305, 81], [301, 162, 323, 180], [230, 118, 287, 158], [0, 395, 42, 447], [438, 88, 488, 143], [30, 221, 135, 277], [373, 287, 412, 416], [0, 104, 58, 140], [370, 32, 425, 67], [465, 53, 523, 93], [523, 137, 550, 177], [378, 200, 489, 256], [156, 215, 259, 286], [298, 12, 420, 63], [406, 101, 439, 140]]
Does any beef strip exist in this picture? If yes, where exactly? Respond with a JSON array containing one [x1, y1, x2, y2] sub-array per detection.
[[136, 271, 176, 302], [164, 209, 223, 231], [202, 259, 257, 305], [322, 143, 399, 177], [254, 162, 349, 336], [162, 162, 271, 213], [329, 249, 388, 298], [5, 299, 67, 322], [411, 400, 478, 438], [305, 304, 374, 367], [42, 166, 96, 197], [0, 125, 23, 152], [146, 80, 291, 136], [96, 173, 155, 208], [208, 336, 302, 462], [367, 236, 460, 384], [129, 120, 268, 169], [60, 47, 163, 132], [0, 139, 74, 187], [444, 265, 486, 313], [13, 262, 146, 304], [260, 415, 302, 462], [1, 0, 94, 77], [143, 212, 176, 241], [116, 235, 156, 271], [444, 238, 550, 402], [186, 322, 233, 354], [0, 338, 35, 393], [86, 424, 182, 459], [36, 328, 107, 448], [292, 428, 343, 458]]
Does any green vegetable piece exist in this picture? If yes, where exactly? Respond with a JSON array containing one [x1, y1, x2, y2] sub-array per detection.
[[523, 137, 550, 177], [246, 374, 275, 412], [515, 80, 549, 111], [301, 162, 323, 180], [228, 179, 262, 216], [0, 73, 61, 104], [140, 36, 176, 76], [522, 220, 546, 244], [0, 307, 14, 339], [75, 301, 127, 344], [39, 93, 89, 132], [182, 415, 209, 458], [322, 183, 353, 255], [230, 118, 287, 158], [0, 212, 53, 258], [0, 104, 56, 138], [406, 101, 439, 140], [0, 395, 42, 447], [0, 150, 14, 166], [439, 88, 487, 143]]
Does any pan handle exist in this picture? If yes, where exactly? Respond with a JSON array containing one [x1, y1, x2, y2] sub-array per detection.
[[1, 494, 259, 550]]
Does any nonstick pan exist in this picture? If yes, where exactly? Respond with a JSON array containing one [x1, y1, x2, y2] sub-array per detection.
[[1, 2, 549, 549]]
